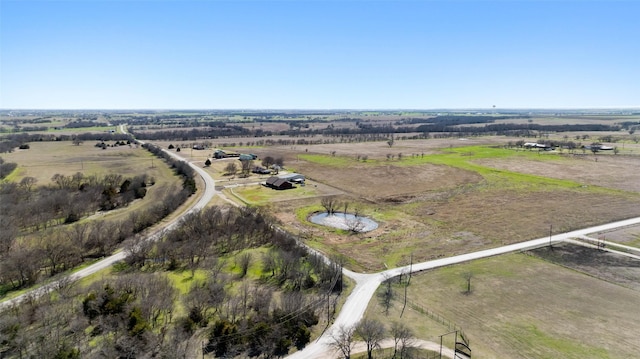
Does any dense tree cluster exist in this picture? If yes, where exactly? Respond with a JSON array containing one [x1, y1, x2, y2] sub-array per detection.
[[0, 142, 196, 295], [1, 205, 343, 358], [0, 157, 17, 179], [1, 172, 151, 232], [0, 172, 161, 290]]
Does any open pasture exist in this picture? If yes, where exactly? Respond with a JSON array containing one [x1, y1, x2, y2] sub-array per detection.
[[394, 250, 640, 359], [1, 141, 156, 184], [474, 152, 640, 192], [264, 142, 640, 271], [0, 140, 185, 224]]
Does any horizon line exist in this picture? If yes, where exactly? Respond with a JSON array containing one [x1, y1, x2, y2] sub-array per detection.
[[2, 107, 639, 112]]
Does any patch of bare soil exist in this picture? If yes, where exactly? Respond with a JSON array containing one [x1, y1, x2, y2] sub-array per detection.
[[530, 243, 640, 291], [474, 154, 640, 192], [292, 161, 482, 201]]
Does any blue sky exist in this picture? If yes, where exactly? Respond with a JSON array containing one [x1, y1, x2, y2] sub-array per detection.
[[1, 0, 638, 110]]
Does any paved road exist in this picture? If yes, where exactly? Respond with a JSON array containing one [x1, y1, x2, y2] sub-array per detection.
[[0, 131, 217, 311], [287, 216, 640, 359], [351, 338, 458, 359], [4, 128, 640, 358]]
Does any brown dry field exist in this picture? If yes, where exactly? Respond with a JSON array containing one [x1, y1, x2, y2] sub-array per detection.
[[1, 141, 154, 184], [393, 248, 640, 359], [255, 138, 640, 272], [0, 141, 186, 226]]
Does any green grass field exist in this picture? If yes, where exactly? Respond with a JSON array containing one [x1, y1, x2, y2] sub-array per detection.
[[369, 253, 640, 359]]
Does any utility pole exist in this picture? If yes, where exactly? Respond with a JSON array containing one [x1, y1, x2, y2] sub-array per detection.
[[401, 254, 412, 318], [549, 224, 553, 249]]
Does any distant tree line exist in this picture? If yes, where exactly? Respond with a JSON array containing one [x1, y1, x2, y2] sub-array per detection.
[[141, 142, 197, 194], [129, 125, 250, 141], [127, 118, 623, 143], [64, 120, 105, 128], [397, 115, 526, 125], [0, 132, 132, 153]]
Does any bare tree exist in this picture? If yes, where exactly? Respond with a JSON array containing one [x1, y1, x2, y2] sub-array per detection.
[[0, 215, 18, 254], [391, 321, 415, 359], [261, 156, 275, 168], [345, 216, 365, 233], [237, 252, 252, 278], [239, 159, 253, 177], [19, 176, 37, 192], [387, 135, 395, 148], [356, 318, 386, 359], [224, 162, 238, 176], [329, 324, 356, 359], [379, 275, 394, 315], [321, 196, 338, 215]]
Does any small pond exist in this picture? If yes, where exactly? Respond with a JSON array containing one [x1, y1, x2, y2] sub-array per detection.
[[309, 212, 379, 232]]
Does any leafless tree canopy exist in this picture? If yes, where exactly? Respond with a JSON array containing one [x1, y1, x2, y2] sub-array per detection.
[[329, 324, 357, 359], [356, 318, 386, 359], [321, 196, 338, 214]]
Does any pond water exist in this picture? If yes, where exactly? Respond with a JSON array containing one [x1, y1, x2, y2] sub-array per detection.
[[309, 212, 379, 232]]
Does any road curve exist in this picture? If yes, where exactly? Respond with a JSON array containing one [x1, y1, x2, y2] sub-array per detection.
[[0, 132, 217, 311], [4, 127, 640, 358]]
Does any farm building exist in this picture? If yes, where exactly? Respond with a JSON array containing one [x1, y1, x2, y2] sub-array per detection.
[[213, 150, 241, 159], [523, 142, 551, 149], [265, 176, 293, 190], [277, 173, 305, 183], [252, 166, 271, 174], [238, 153, 258, 161]]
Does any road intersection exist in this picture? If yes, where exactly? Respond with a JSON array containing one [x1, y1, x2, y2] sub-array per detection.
[[3, 131, 639, 358]]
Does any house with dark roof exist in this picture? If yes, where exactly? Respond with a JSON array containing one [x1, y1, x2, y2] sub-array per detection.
[[265, 176, 294, 190]]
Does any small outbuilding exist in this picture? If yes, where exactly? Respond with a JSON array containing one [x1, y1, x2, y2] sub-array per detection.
[[252, 166, 271, 174], [278, 173, 305, 183]]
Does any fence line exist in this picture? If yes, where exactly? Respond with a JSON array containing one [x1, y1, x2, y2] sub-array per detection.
[[397, 297, 469, 347]]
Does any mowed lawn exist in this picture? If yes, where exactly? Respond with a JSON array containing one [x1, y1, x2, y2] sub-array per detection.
[[394, 252, 640, 359]]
